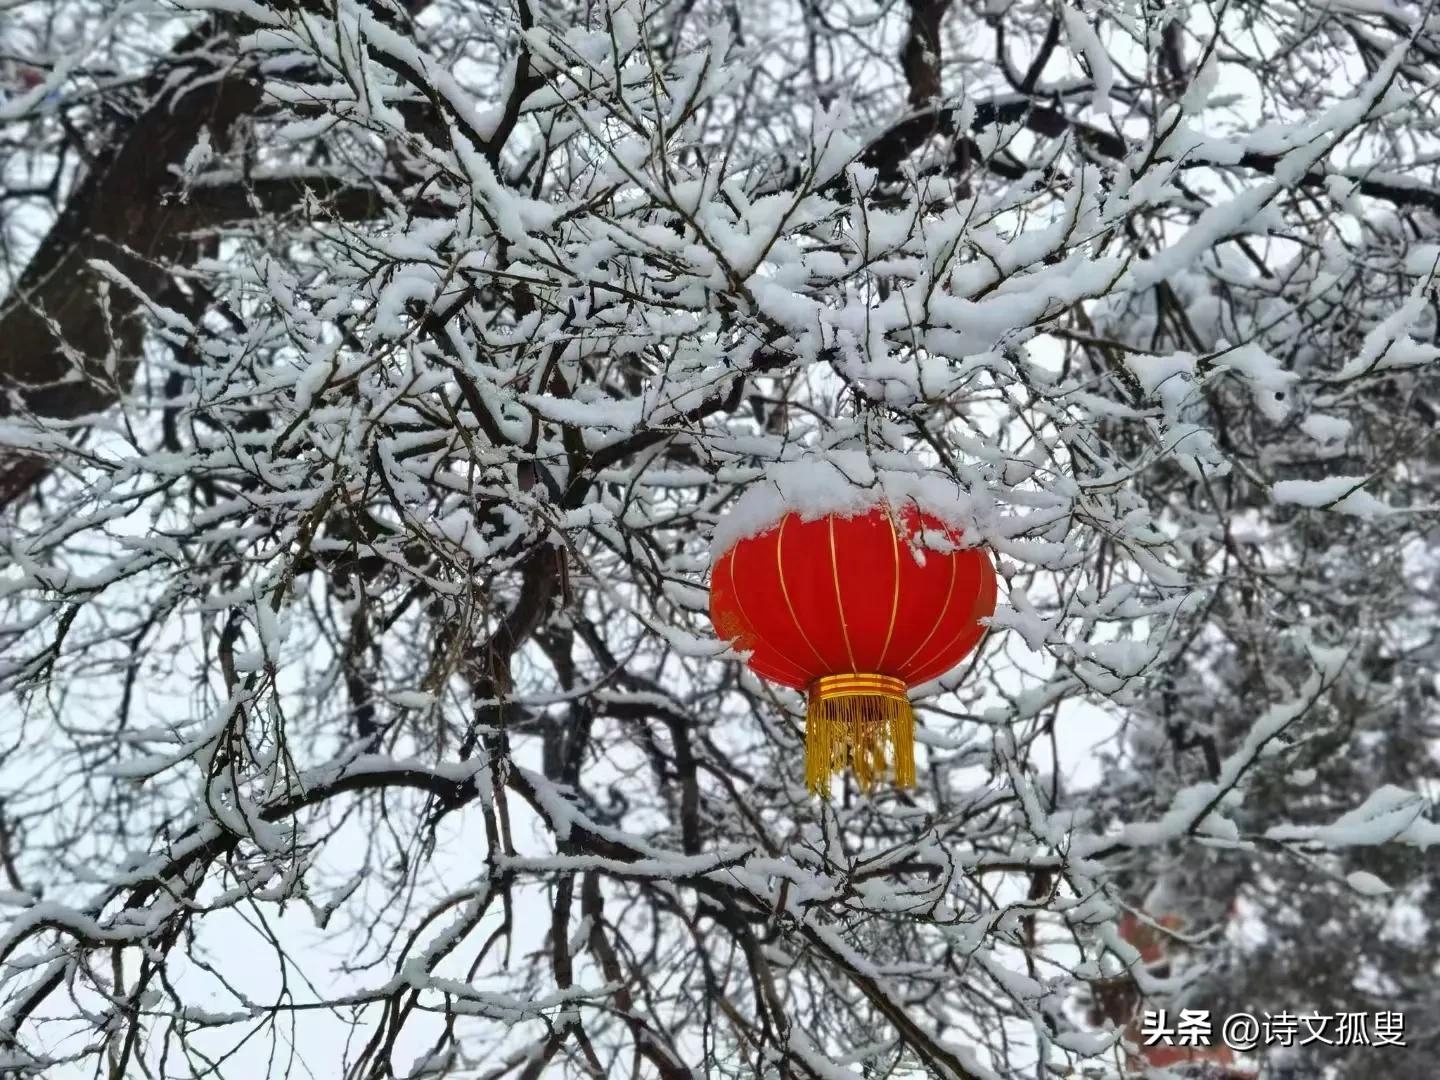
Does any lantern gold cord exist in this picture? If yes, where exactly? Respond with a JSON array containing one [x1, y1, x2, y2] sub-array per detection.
[[805, 674, 915, 797]]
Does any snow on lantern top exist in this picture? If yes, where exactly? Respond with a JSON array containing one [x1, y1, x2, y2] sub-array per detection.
[[709, 452, 981, 561]]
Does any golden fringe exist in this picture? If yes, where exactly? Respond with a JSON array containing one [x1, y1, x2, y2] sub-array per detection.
[[805, 679, 915, 798]]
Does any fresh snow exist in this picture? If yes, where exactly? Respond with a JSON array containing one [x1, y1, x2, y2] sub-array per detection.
[[708, 451, 982, 558], [1272, 476, 1390, 516]]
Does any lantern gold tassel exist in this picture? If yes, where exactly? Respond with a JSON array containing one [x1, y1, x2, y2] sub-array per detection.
[[805, 674, 915, 797]]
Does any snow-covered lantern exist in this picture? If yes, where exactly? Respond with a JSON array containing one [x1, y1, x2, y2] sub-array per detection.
[[709, 469, 996, 798]]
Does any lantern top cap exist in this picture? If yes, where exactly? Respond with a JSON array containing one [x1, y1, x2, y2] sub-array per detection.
[[710, 452, 981, 560]]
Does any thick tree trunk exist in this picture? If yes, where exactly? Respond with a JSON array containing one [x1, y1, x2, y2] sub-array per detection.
[[0, 32, 258, 509]]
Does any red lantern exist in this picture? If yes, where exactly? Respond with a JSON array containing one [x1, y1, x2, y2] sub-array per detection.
[[709, 502, 996, 797]]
